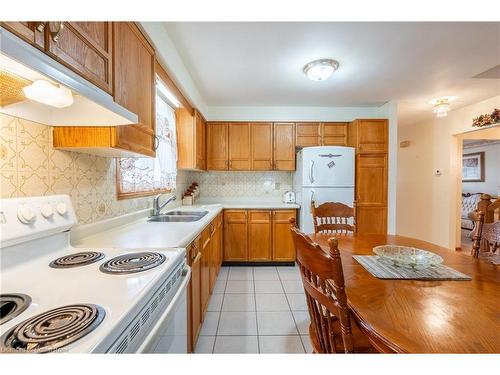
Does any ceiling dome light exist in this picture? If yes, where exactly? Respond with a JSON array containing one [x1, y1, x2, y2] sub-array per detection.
[[303, 59, 339, 81], [429, 96, 457, 118]]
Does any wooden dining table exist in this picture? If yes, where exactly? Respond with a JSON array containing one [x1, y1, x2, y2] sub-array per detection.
[[308, 233, 500, 353]]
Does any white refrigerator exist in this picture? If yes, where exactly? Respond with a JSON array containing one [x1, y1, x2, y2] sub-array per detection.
[[293, 146, 355, 233]]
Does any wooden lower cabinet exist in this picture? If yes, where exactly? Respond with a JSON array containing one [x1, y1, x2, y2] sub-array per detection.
[[224, 210, 248, 261], [200, 227, 211, 316], [224, 209, 297, 262], [248, 211, 272, 261], [188, 213, 223, 352], [272, 210, 297, 261], [187, 237, 201, 353]]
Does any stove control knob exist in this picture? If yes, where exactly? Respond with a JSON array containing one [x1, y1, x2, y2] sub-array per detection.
[[17, 205, 36, 224], [56, 202, 67, 216], [41, 204, 54, 219]]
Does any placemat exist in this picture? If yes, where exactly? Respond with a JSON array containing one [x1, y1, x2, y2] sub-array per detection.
[[352, 255, 472, 281]]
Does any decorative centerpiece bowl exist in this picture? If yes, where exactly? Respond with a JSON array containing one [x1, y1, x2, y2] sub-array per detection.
[[373, 245, 443, 270]]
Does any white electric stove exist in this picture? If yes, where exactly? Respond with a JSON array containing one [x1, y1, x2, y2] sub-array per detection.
[[0, 195, 190, 353]]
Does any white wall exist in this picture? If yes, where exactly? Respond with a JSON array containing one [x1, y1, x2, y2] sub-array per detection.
[[462, 143, 500, 196], [397, 95, 500, 250]]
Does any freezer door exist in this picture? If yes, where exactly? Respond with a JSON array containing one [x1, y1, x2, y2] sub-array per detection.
[[299, 187, 355, 234], [301, 146, 355, 187]]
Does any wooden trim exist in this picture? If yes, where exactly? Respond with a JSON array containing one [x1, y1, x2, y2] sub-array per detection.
[[115, 159, 172, 200], [155, 60, 193, 114]]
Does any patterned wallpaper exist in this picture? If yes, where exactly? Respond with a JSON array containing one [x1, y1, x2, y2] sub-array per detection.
[[0, 114, 190, 224], [186, 171, 293, 198]]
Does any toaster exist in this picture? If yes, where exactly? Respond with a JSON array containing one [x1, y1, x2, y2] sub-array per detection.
[[283, 191, 296, 204]]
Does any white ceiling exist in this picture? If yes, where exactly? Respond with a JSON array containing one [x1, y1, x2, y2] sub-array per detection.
[[163, 22, 500, 125]]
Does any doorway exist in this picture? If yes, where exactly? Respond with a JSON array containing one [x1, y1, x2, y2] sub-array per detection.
[[456, 128, 500, 252]]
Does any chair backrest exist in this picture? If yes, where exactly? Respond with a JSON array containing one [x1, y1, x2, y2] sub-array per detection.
[[471, 196, 500, 257], [311, 200, 355, 234], [289, 217, 354, 353]]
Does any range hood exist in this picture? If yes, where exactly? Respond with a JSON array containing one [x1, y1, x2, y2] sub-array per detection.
[[0, 27, 138, 126]]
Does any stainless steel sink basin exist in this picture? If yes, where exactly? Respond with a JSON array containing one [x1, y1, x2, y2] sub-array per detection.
[[148, 216, 200, 222], [147, 210, 208, 223], [164, 210, 208, 217]]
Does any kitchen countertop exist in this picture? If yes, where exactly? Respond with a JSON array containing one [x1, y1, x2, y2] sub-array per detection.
[[72, 198, 299, 250]]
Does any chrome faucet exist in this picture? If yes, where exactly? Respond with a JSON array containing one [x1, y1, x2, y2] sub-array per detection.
[[152, 193, 176, 216]]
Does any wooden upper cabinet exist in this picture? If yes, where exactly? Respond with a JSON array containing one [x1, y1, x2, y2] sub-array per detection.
[[322, 122, 348, 146], [228, 122, 251, 170], [206, 122, 229, 170], [349, 119, 388, 154], [1, 22, 44, 47], [251, 122, 273, 170], [296, 122, 321, 147], [223, 210, 248, 261], [195, 111, 206, 170], [177, 108, 206, 171], [113, 22, 155, 135], [45, 22, 113, 94], [272, 210, 297, 261], [248, 211, 272, 261], [273, 122, 295, 171]]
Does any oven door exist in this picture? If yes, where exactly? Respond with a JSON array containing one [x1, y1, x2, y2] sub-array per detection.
[[138, 267, 190, 353]]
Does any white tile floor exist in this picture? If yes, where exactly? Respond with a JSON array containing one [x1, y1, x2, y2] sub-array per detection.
[[195, 265, 312, 354]]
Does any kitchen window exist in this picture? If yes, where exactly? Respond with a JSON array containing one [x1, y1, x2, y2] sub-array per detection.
[[116, 78, 178, 199]]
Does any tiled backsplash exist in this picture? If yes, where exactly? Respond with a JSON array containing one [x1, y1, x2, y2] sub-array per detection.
[[186, 171, 293, 198], [0, 114, 190, 224]]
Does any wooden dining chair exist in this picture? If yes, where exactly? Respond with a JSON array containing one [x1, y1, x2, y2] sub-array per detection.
[[289, 218, 375, 354], [311, 200, 356, 235], [471, 197, 500, 264]]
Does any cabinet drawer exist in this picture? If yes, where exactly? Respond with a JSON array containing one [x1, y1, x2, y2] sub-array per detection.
[[224, 210, 247, 222]]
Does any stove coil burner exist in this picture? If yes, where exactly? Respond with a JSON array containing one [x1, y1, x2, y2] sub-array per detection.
[[49, 252, 105, 268], [0, 294, 32, 325], [0, 304, 105, 353], [100, 252, 166, 274]]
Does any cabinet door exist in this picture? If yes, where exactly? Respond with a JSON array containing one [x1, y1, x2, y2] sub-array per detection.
[[248, 211, 272, 261], [46, 22, 113, 94], [356, 206, 387, 234], [356, 154, 387, 205], [296, 122, 321, 147], [1, 22, 44, 47], [223, 210, 248, 261], [206, 122, 228, 170], [322, 122, 348, 146], [353, 119, 388, 154], [189, 242, 202, 352], [209, 222, 218, 293], [251, 122, 273, 170], [200, 228, 211, 314], [113, 23, 155, 136], [195, 111, 206, 170], [218, 213, 224, 268], [228, 123, 251, 170], [272, 210, 297, 262], [273, 122, 296, 171]]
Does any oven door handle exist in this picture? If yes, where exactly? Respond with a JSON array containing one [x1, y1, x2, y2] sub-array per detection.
[[136, 266, 191, 353]]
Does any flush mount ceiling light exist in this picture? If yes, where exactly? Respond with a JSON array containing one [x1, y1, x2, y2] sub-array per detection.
[[429, 96, 458, 118], [303, 59, 339, 81]]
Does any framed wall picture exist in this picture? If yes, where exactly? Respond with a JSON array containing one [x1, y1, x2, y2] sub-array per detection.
[[462, 152, 485, 182]]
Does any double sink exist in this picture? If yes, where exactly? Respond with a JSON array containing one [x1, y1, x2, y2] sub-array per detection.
[[148, 210, 209, 223]]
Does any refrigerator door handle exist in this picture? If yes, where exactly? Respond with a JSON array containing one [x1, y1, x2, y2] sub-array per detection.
[[309, 190, 315, 208], [309, 160, 315, 184]]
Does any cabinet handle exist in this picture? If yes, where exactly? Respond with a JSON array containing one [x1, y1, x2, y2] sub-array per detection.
[[36, 22, 46, 32], [229, 160, 232, 169], [153, 135, 160, 151], [50, 22, 64, 42]]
